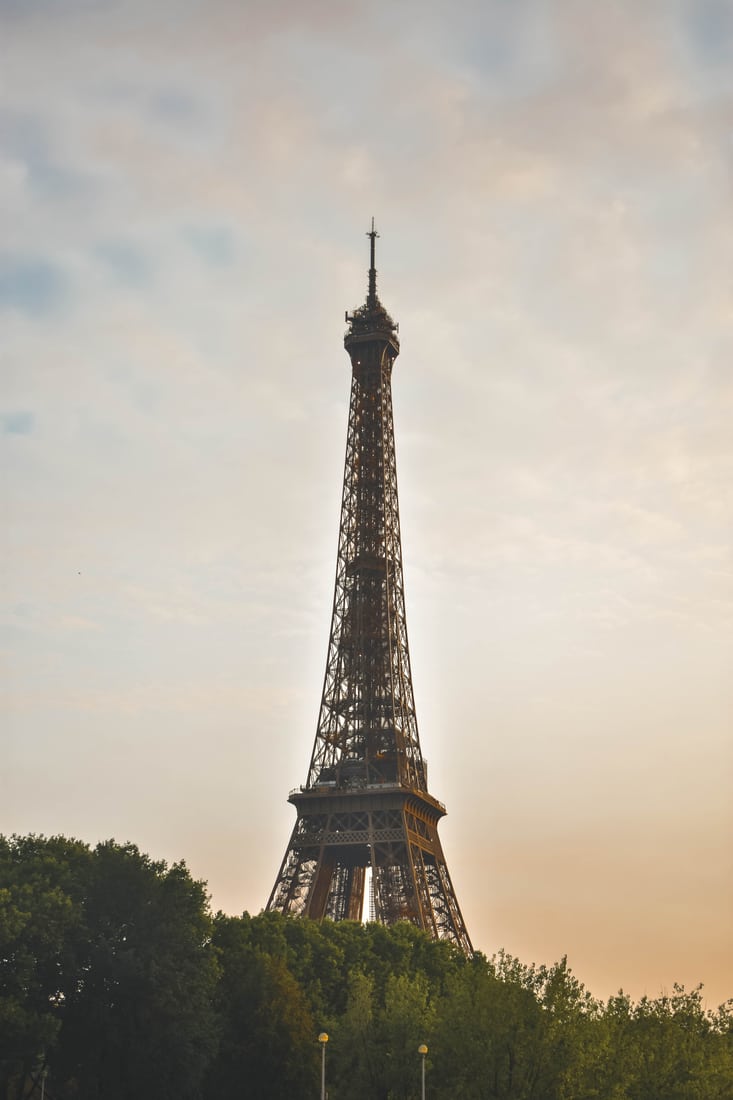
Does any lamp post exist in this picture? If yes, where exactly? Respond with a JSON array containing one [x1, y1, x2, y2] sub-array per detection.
[[418, 1043, 428, 1100], [318, 1031, 329, 1100]]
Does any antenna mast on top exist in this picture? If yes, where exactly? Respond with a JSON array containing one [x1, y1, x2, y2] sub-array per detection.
[[367, 216, 379, 306]]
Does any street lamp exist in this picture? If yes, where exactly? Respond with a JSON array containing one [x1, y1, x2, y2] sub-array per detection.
[[418, 1043, 428, 1100], [318, 1032, 329, 1100]]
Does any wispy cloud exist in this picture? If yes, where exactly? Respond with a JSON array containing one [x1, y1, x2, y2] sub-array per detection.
[[0, 255, 69, 314], [1, 410, 34, 434], [94, 240, 153, 286]]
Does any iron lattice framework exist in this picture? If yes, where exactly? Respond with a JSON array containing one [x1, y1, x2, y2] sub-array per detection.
[[267, 224, 471, 953]]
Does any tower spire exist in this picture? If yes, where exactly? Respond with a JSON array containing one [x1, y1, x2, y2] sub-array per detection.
[[267, 228, 471, 954], [367, 216, 378, 306]]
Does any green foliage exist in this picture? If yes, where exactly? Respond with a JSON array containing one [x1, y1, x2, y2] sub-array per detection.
[[0, 835, 92, 1094], [2, 835, 731, 1100], [206, 915, 317, 1099], [0, 835, 218, 1100]]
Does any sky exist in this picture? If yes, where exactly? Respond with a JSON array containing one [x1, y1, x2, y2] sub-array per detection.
[[2, 0, 732, 1008]]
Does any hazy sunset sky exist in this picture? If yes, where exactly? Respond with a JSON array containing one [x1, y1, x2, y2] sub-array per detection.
[[2, 0, 731, 1007]]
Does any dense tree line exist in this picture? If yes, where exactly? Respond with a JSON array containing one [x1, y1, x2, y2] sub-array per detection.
[[1, 835, 731, 1099]]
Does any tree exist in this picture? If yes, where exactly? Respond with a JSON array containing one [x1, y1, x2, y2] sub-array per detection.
[[205, 914, 317, 1100], [0, 835, 92, 1098], [329, 969, 378, 1100], [4, 838, 731, 1100], [378, 971, 434, 1100], [0, 835, 218, 1100], [625, 984, 733, 1100]]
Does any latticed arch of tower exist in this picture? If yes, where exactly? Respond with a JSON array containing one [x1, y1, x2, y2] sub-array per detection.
[[266, 222, 471, 954]]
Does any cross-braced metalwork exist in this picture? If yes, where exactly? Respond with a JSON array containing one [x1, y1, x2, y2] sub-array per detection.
[[267, 222, 471, 953]]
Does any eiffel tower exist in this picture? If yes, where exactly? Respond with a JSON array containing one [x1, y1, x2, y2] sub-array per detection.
[[267, 223, 471, 952]]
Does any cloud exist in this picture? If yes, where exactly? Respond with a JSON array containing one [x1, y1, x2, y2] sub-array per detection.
[[94, 240, 153, 286], [682, 0, 733, 69], [0, 109, 94, 201], [184, 225, 237, 267], [1, 410, 34, 435], [0, 255, 69, 315]]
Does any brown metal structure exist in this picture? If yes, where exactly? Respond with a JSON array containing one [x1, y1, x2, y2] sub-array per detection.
[[267, 223, 471, 953]]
